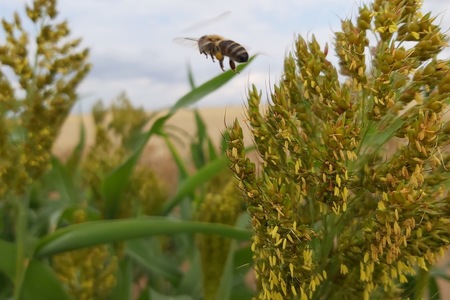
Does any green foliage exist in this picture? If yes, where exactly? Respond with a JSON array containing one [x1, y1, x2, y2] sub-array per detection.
[[82, 94, 167, 219], [0, 1, 255, 300], [0, 1, 90, 299], [0, 0, 90, 197], [195, 174, 244, 300], [2, 0, 449, 300], [227, 0, 450, 299]]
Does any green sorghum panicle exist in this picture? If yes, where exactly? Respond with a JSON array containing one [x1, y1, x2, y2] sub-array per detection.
[[227, 0, 450, 299], [196, 176, 243, 300]]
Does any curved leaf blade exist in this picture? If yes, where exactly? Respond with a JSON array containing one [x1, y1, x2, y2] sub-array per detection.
[[160, 155, 228, 215], [35, 217, 251, 257], [22, 260, 71, 300]]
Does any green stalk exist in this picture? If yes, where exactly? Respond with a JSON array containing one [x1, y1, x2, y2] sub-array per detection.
[[163, 133, 189, 179], [414, 268, 429, 300], [12, 194, 29, 300]]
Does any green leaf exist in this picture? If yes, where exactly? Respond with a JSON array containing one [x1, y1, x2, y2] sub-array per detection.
[[207, 137, 218, 161], [126, 238, 182, 285], [0, 240, 70, 300], [101, 150, 140, 219], [110, 259, 132, 300], [160, 155, 228, 215], [163, 134, 189, 180], [428, 276, 441, 300], [413, 268, 429, 300], [101, 55, 256, 219], [187, 62, 196, 89], [21, 260, 70, 300], [33, 156, 91, 235], [169, 56, 256, 114], [191, 110, 207, 168], [34, 217, 251, 257], [0, 240, 16, 279], [360, 114, 406, 156], [192, 109, 219, 168], [49, 157, 78, 204], [148, 288, 194, 300], [64, 119, 86, 171], [122, 113, 156, 151], [230, 214, 254, 299], [178, 249, 202, 298], [215, 239, 236, 300]]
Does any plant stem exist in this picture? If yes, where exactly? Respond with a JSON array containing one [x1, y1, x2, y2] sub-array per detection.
[[163, 133, 189, 179], [13, 194, 29, 300], [414, 267, 429, 300]]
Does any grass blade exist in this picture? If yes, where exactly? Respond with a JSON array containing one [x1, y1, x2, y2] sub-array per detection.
[[34, 217, 251, 257], [178, 249, 202, 298], [187, 62, 196, 89], [428, 276, 441, 300], [110, 259, 132, 300], [22, 260, 71, 300], [160, 155, 228, 215], [0, 240, 16, 279], [64, 119, 86, 171], [126, 238, 182, 284], [169, 56, 256, 114]]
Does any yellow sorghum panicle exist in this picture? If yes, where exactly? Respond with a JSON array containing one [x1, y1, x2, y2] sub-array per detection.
[[52, 209, 118, 300], [0, 0, 90, 197], [195, 174, 242, 300], [227, 0, 450, 299]]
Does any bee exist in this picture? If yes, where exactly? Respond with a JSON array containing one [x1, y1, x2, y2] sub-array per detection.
[[177, 35, 249, 72]]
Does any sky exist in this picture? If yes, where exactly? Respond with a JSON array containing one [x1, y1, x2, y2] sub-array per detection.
[[1, 0, 450, 112]]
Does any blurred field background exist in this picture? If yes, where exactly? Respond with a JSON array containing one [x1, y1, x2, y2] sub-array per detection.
[[52, 106, 250, 190]]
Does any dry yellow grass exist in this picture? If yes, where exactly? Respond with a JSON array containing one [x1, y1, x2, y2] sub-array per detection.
[[52, 106, 251, 188], [53, 106, 249, 157]]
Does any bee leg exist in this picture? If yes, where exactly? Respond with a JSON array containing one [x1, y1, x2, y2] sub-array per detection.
[[219, 59, 225, 71], [229, 59, 238, 73], [209, 51, 215, 62]]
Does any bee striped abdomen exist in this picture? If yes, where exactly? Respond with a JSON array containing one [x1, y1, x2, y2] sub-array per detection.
[[219, 40, 249, 63], [186, 34, 248, 72]]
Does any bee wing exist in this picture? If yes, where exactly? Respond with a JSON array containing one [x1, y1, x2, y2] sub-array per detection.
[[182, 11, 231, 33], [172, 37, 199, 48]]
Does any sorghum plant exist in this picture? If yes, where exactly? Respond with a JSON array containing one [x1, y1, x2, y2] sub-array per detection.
[[227, 0, 450, 299], [82, 95, 168, 218], [52, 209, 118, 300], [0, 1, 90, 298], [195, 173, 243, 300], [0, 0, 90, 197]]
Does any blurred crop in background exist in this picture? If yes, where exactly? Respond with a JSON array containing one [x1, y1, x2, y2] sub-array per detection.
[[0, 0, 450, 300]]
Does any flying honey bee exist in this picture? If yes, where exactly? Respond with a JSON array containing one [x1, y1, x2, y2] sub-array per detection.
[[175, 35, 249, 72]]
